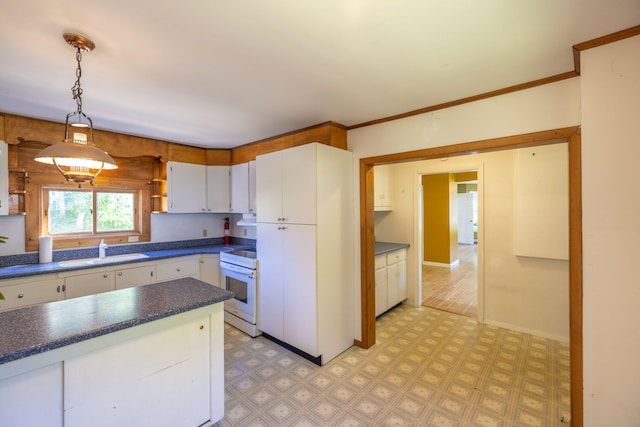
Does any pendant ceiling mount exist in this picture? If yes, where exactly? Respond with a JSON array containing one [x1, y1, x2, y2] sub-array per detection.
[[63, 33, 95, 52]]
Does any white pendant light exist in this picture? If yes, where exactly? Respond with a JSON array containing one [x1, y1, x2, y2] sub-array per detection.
[[35, 33, 117, 186]]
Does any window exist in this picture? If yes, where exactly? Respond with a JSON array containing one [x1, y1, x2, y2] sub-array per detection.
[[43, 188, 139, 237]]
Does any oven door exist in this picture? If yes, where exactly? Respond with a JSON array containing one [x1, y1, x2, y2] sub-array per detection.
[[220, 261, 256, 324]]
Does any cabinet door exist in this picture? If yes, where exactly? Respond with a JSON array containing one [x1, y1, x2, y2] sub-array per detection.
[[156, 256, 200, 281], [115, 264, 156, 290], [248, 160, 256, 214], [167, 161, 207, 213], [282, 224, 318, 356], [387, 249, 407, 307], [65, 271, 115, 299], [0, 141, 8, 216], [256, 151, 283, 223], [64, 316, 210, 427], [230, 163, 249, 213], [0, 275, 64, 311], [206, 165, 230, 212], [0, 362, 63, 427], [199, 255, 221, 287], [374, 256, 388, 317], [257, 223, 284, 340], [374, 165, 393, 211], [281, 144, 316, 225]]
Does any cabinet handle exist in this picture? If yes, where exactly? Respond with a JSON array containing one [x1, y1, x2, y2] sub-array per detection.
[[176, 267, 181, 272], [117, 272, 123, 276], [150, 271, 154, 277], [103, 274, 109, 278], [199, 325, 204, 330], [57, 285, 61, 293], [18, 294, 24, 299]]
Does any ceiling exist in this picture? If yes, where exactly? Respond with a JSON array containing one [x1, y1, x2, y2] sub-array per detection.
[[1, 1, 639, 149]]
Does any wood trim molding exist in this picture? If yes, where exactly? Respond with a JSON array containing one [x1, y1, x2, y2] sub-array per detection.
[[348, 73, 577, 130], [572, 25, 640, 74], [349, 25, 640, 132], [568, 128, 583, 427], [358, 126, 582, 425]]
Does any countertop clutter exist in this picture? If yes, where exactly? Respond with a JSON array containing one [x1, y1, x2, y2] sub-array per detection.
[[0, 277, 233, 364]]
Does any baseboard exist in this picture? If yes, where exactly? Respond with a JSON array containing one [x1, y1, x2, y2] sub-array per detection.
[[483, 319, 569, 343], [423, 259, 460, 269], [261, 332, 323, 366]]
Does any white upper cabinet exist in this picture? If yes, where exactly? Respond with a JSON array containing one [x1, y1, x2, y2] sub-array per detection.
[[256, 144, 316, 225], [206, 165, 230, 212], [0, 141, 8, 216], [230, 163, 249, 213], [374, 164, 393, 211], [167, 162, 231, 213], [167, 161, 207, 213], [248, 160, 256, 214]]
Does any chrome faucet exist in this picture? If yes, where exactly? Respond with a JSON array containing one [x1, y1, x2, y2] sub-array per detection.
[[99, 239, 108, 259]]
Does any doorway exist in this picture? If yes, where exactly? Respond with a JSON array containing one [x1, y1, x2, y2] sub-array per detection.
[[358, 126, 582, 425], [421, 172, 479, 318]]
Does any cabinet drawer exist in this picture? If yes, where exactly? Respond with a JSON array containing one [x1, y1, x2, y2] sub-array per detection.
[[387, 249, 406, 265], [65, 271, 115, 299], [0, 275, 64, 311], [156, 256, 199, 281], [116, 264, 156, 290], [375, 254, 387, 270]]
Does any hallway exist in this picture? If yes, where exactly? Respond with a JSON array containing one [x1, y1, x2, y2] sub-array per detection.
[[422, 243, 478, 318]]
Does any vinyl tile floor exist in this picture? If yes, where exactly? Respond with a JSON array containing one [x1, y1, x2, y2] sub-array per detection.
[[216, 305, 571, 426]]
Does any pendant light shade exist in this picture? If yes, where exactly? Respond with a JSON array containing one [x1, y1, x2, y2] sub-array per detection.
[[34, 33, 117, 186]]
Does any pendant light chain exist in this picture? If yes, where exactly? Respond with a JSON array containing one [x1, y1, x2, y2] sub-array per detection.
[[71, 48, 84, 114]]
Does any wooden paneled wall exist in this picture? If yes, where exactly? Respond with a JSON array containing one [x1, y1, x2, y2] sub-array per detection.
[[2, 114, 347, 165]]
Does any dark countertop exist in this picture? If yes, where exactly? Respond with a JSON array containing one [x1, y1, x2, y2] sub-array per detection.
[[0, 277, 233, 365], [375, 241, 410, 256], [0, 243, 252, 280]]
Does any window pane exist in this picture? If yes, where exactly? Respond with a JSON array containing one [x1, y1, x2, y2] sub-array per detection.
[[97, 192, 135, 232], [48, 191, 93, 234]]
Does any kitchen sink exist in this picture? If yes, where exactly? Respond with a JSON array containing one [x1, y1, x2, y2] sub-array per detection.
[[58, 253, 149, 267]]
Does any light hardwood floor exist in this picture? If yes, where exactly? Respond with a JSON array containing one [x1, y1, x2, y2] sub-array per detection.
[[422, 243, 478, 318]]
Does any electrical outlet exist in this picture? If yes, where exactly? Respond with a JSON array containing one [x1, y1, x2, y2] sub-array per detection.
[[202, 229, 208, 237], [128, 236, 139, 242], [243, 229, 247, 237]]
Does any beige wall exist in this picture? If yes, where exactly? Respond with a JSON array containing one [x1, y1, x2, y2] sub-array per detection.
[[581, 35, 640, 426], [348, 77, 580, 343]]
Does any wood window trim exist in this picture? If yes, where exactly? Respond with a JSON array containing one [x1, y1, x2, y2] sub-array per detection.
[[42, 186, 142, 242], [357, 126, 582, 426], [25, 174, 151, 252]]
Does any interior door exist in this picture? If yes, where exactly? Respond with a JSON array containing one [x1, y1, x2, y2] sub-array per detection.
[[457, 192, 475, 244]]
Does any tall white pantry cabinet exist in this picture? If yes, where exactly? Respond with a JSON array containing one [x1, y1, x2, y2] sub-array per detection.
[[256, 143, 354, 365]]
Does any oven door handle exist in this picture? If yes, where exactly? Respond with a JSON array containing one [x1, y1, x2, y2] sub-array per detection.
[[221, 262, 255, 278]]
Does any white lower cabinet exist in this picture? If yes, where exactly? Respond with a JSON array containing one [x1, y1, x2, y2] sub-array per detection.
[[283, 225, 318, 356], [115, 263, 156, 290], [156, 255, 200, 282], [374, 255, 388, 317], [0, 362, 63, 426], [375, 248, 407, 316], [258, 223, 317, 356], [64, 269, 115, 299], [0, 274, 64, 312], [64, 315, 210, 427], [199, 254, 221, 287]]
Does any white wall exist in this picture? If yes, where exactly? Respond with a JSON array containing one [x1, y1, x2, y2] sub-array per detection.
[[581, 35, 640, 426], [348, 77, 580, 342]]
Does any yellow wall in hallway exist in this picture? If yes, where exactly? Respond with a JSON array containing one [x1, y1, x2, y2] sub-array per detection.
[[422, 173, 457, 264]]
